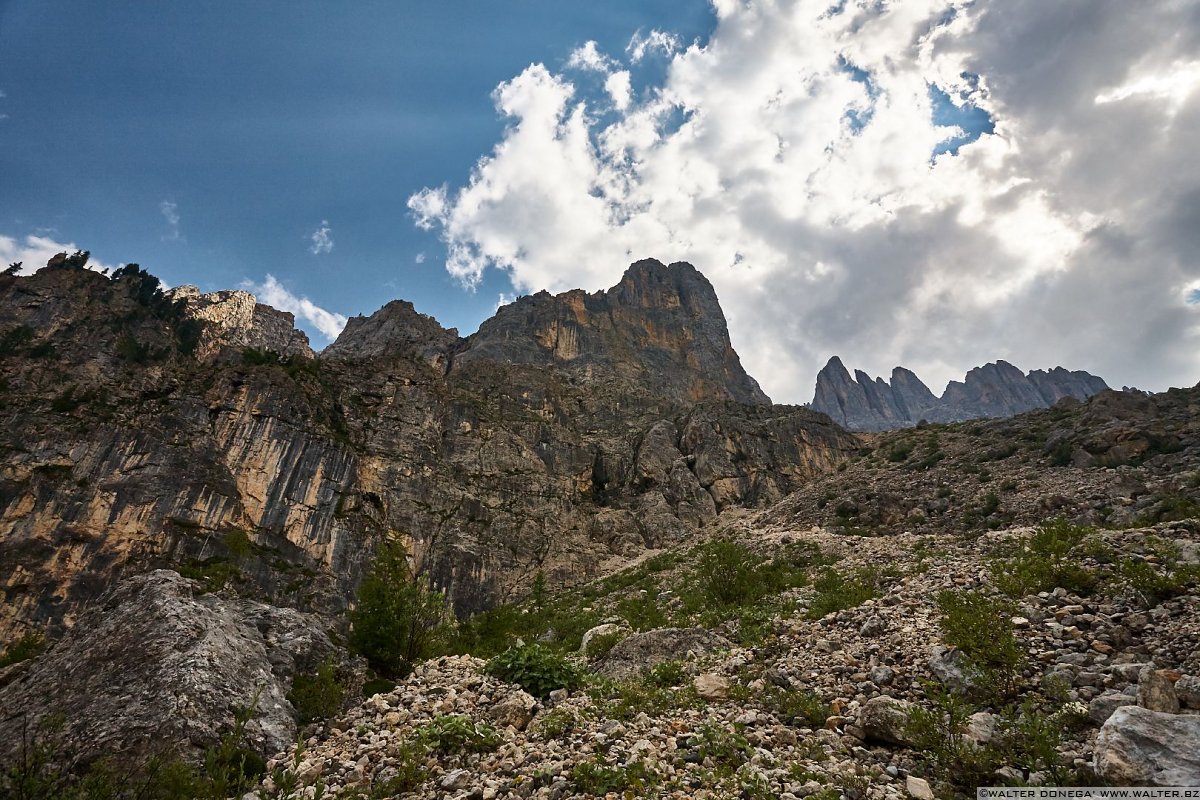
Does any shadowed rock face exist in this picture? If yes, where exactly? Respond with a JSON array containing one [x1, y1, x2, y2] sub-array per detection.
[[0, 257, 853, 639], [810, 356, 1109, 431]]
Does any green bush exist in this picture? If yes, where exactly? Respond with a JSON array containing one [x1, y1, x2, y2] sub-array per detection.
[[287, 659, 346, 724], [485, 642, 583, 699], [806, 567, 882, 619], [989, 518, 1097, 597], [936, 589, 1024, 698], [571, 758, 657, 795], [584, 629, 626, 660], [349, 540, 450, 678], [694, 538, 760, 607], [761, 686, 828, 727], [415, 715, 501, 755]]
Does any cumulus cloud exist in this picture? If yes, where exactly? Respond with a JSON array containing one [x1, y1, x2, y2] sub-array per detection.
[[0, 233, 115, 274], [309, 220, 334, 255], [411, 0, 1200, 399], [243, 274, 347, 340], [159, 200, 182, 241], [566, 40, 617, 73]]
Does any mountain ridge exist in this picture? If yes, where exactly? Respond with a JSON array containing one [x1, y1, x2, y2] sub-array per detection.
[[811, 355, 1109, 431]]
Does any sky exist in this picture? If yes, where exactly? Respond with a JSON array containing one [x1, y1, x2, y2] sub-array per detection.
[[2, 1, 1199, 402]]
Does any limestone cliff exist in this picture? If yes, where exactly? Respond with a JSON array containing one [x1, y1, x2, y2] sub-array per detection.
[[810, 356, 1109, 431], [0, 256, 854, 640]]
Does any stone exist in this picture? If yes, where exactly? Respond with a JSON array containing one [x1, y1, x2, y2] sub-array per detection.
[[858, 696, 917, 747], [1176, 675, 1200, 710], [693, 674, 732, 702], [1137, 667, 1180, 713], [440, 769, 471, 790], [0, 571, 351, 768], [811, 357, 1107, 432], [869, 665, 895, 686], [1089, 692, 1136, 725], [927, 646, 975, 694], [592, 628, 733, 681], [579, 623, 627, 658], [859, 617, 887, 637], [964, 712, 999, 748], [483, 691, 537, 731], [906, 775, 936, 800], [1094, 706, 1200, 786]]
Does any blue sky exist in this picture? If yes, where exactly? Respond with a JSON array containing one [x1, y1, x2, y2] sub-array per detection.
[[0, 1, 714, 336], [2, 1, 1198, 399]]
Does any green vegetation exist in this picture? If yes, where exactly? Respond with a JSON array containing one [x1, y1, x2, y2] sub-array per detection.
[[287, 659, 346, 724], [349, 540, 450, 678], [907, 683, 1086, 791], [989, 518, 1098, 597], [935, 589, 1024, 699], [806, 566, 884, 619], [485, 642, 583, 699], [0, 630, 46, 668], [414, 715, 501, 755], [570, 758, 657, 796]]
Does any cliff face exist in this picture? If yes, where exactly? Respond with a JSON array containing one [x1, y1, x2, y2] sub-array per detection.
[[811, 356, 1110, 431], [0, 257, 853, 639], [456, 260, 770, 407]]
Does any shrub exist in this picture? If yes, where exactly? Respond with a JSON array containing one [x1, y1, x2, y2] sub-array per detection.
[[989, 518, 1097, 597], [762, 686, 828, 727], [349, 540, 450, 678], [571, 758, 657, 795], [0, 630, 46, 667], [485, 642, 583, 699], [415, 715, 501, 755], [936, 589, 1024, 698], [534, 708, 579, 739], [287, 659, 346, 724], [694, 538, 760, 607], [584, 630, 626, 660], [806, 567, 882, 619]]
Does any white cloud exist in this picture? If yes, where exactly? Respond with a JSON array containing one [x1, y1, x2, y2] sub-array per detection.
[[627, 29, 682, 63], [309, 220, 334, 255], [415, 252, 426, 264], [159, 200, 182, 241], [0, 234, 115, 274], [605, 70, 633, 111], [566, 40, 617, 73], [242, 274, 347, 340], [411, 0, 1200, 399]]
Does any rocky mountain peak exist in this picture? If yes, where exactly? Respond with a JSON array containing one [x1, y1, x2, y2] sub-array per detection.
[[167, 284, 314, 360], [454, 258, 769, 406], [811, 356, 1110, 431], [321, 299, 460, 371]]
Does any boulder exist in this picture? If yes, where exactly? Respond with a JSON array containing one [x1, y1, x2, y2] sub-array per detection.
[[927, 645, 976, 695], [590, 627, 732, 681], [858, 696, 917, 747], [482, 690, 537, 731], [0, 570, 349, 769], [1094, 706, 1200, 786]]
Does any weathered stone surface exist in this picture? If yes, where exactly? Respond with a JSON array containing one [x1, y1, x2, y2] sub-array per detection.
[[906, 775, 935, 800], [0, 258, 857, 638], [482, 690, 537, 731], [0, 570, 349, 768], [167, 285, 314, 360], [693, 673, 732, 701], [592, 627, 732, 681], [1137, 667, 1180, 713], [811, 356, 1108, 431], [1177, 674, 1200, 709], [1094, 706, 1200, 786], [1089, 692, 1136, 724], [926, 645, 976, 694], [857, 695, 916, 746]]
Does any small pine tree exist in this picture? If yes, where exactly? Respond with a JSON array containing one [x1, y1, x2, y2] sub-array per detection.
[[349, 540, 449, 678]]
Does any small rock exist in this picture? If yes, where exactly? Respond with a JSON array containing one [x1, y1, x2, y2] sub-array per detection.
[[1175, 675, 1200, 710], [1089, 692, 1135, 724], [693, 673, 731, 701], [906, 775, 935, 800], [440, 768, 471, 790], [1137, 667, 1180, 713], [858, 696, 917, 747]]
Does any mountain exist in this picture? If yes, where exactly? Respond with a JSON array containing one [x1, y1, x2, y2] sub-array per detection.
[[810, 356, 1109, 431], [0, 256, 850, 645]]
